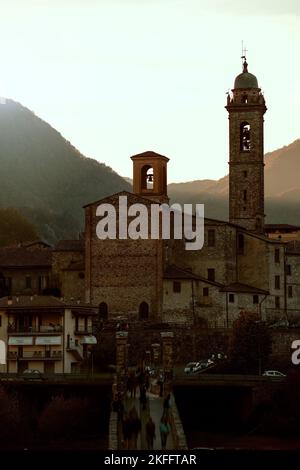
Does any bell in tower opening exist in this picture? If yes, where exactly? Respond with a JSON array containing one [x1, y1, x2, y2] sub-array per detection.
[[140, 165, 154, 190], [240, 122, 251, 151]]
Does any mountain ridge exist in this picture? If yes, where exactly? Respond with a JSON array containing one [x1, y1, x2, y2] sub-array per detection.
[[0, 98, 299, 243], [0, 99, 131, 243]]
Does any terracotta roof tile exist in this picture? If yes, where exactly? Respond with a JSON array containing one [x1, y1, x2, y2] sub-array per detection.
[[0, 247, 51, 268], [219, 283, 269, 295], [53, 240, 84, 252]]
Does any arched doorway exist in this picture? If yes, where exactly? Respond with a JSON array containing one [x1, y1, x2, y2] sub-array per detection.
[[99, 302, 108, 320], [139, 301, 149, 320]]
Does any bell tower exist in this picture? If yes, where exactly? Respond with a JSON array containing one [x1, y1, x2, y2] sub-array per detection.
[[131, 150, 169, 204], [226, 55, 267, 233]]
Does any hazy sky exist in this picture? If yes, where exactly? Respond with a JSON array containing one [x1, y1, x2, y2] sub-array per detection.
[[0, 0, 300, 182]]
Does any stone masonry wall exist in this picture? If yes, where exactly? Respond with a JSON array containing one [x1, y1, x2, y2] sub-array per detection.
[[85, 192, 164, 320]]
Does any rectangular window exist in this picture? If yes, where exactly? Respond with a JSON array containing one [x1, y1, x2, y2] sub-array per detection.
[[207, 229, 216, 247], [38, 276, 42, 293], [243, 190, 247, 201], [253, 295, 259, 304], [286, 264, 292, 276], [275, 296, 280, 309], [237, 233, 244, 254], [243, 170, 248, 178], [229, 293, 235, 303], [25, 276, 31, 289], [207, 268, 215, 282], [6, 277, 12, 294], [203, 287, 209, 297], [275, 275, 280, 290], [274, 248, 280, 263], [173, 281, 181, 293], [288, 286, 293, 298]]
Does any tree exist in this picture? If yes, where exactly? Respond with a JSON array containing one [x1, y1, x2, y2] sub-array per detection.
[[0, 386, 21, 446], [0, 207, 38, 247], [229, 311, 272, 374]]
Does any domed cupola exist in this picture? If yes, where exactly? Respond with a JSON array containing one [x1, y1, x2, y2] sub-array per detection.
[[234, 59, 258, 89]]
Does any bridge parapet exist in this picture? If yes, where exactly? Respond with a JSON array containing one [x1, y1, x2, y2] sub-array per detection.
[[169, 393, 188, 450]]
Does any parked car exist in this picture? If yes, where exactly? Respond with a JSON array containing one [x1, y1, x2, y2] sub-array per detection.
[[184, 362, 200, 374], [210, 352, 227, 361], [21, 369, 45, 380], [145, 365, 156, 376], [262, 370, 286, 378]]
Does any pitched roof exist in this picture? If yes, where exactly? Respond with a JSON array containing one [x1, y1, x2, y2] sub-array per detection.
[[0, 247, 52, 268], [83, 190, 157, 209], [130, 150, 169, 161], [163, 265, 223, 287], [265, 224, 300, 231], [21, 240, 52, 249], [0, 296, 98, 311], [63, 260, 85, 271], [0, 295, 66, 309], [53, 240, 84, 252], [4, 240, 52, 249], [219, 283, 269, 295], [164, 265, 199, 280]]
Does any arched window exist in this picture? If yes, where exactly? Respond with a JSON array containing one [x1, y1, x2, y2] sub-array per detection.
[[242, 94, 248, 104], [141, 165, 154, 190], [99, 302, 108, 320], [139, 301, 149, 320], [237, 233, 244, 254], [240, 122, 251, 151]]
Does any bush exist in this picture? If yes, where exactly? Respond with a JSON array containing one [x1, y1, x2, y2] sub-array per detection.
[[0, 386, 21, 444], [229, 311, 272, 374], [37, 396, 89, 442]]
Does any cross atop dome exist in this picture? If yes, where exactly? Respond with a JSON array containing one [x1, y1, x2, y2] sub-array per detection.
[[241, 41, 248, 72]]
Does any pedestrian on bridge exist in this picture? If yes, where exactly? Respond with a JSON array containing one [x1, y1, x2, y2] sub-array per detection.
[[129, 407, 141, 450], [162, 393, 171, 419], [159, 416, 170, 450], [140, 384, 147, 410], [145, 416, 156, 450]]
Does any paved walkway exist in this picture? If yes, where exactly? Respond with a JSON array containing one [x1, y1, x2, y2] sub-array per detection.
[[122, 388, 174, 450]]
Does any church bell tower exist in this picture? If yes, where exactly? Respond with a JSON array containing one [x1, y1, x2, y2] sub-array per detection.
[[226, 55, 267, 233], [131, 150, 169, 204]]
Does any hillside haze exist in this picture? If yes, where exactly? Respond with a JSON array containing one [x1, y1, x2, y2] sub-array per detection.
[[0, 99, 130, 242], [1, 98, 300, 244], [168, 139, 300, 225]]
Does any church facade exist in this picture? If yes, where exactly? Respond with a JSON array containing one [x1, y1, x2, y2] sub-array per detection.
[[81, 58, 299, 327]]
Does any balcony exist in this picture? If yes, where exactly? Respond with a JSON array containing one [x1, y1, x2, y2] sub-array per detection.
[[66, 341, 83, 361], [8, 350, 62, 361], [74, 326, 93, 335], [8, 325, 63, 335]]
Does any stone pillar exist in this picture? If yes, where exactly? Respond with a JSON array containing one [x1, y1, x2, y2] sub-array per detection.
[[160, 332, 174, 393], [116, 331, 128, 395]]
